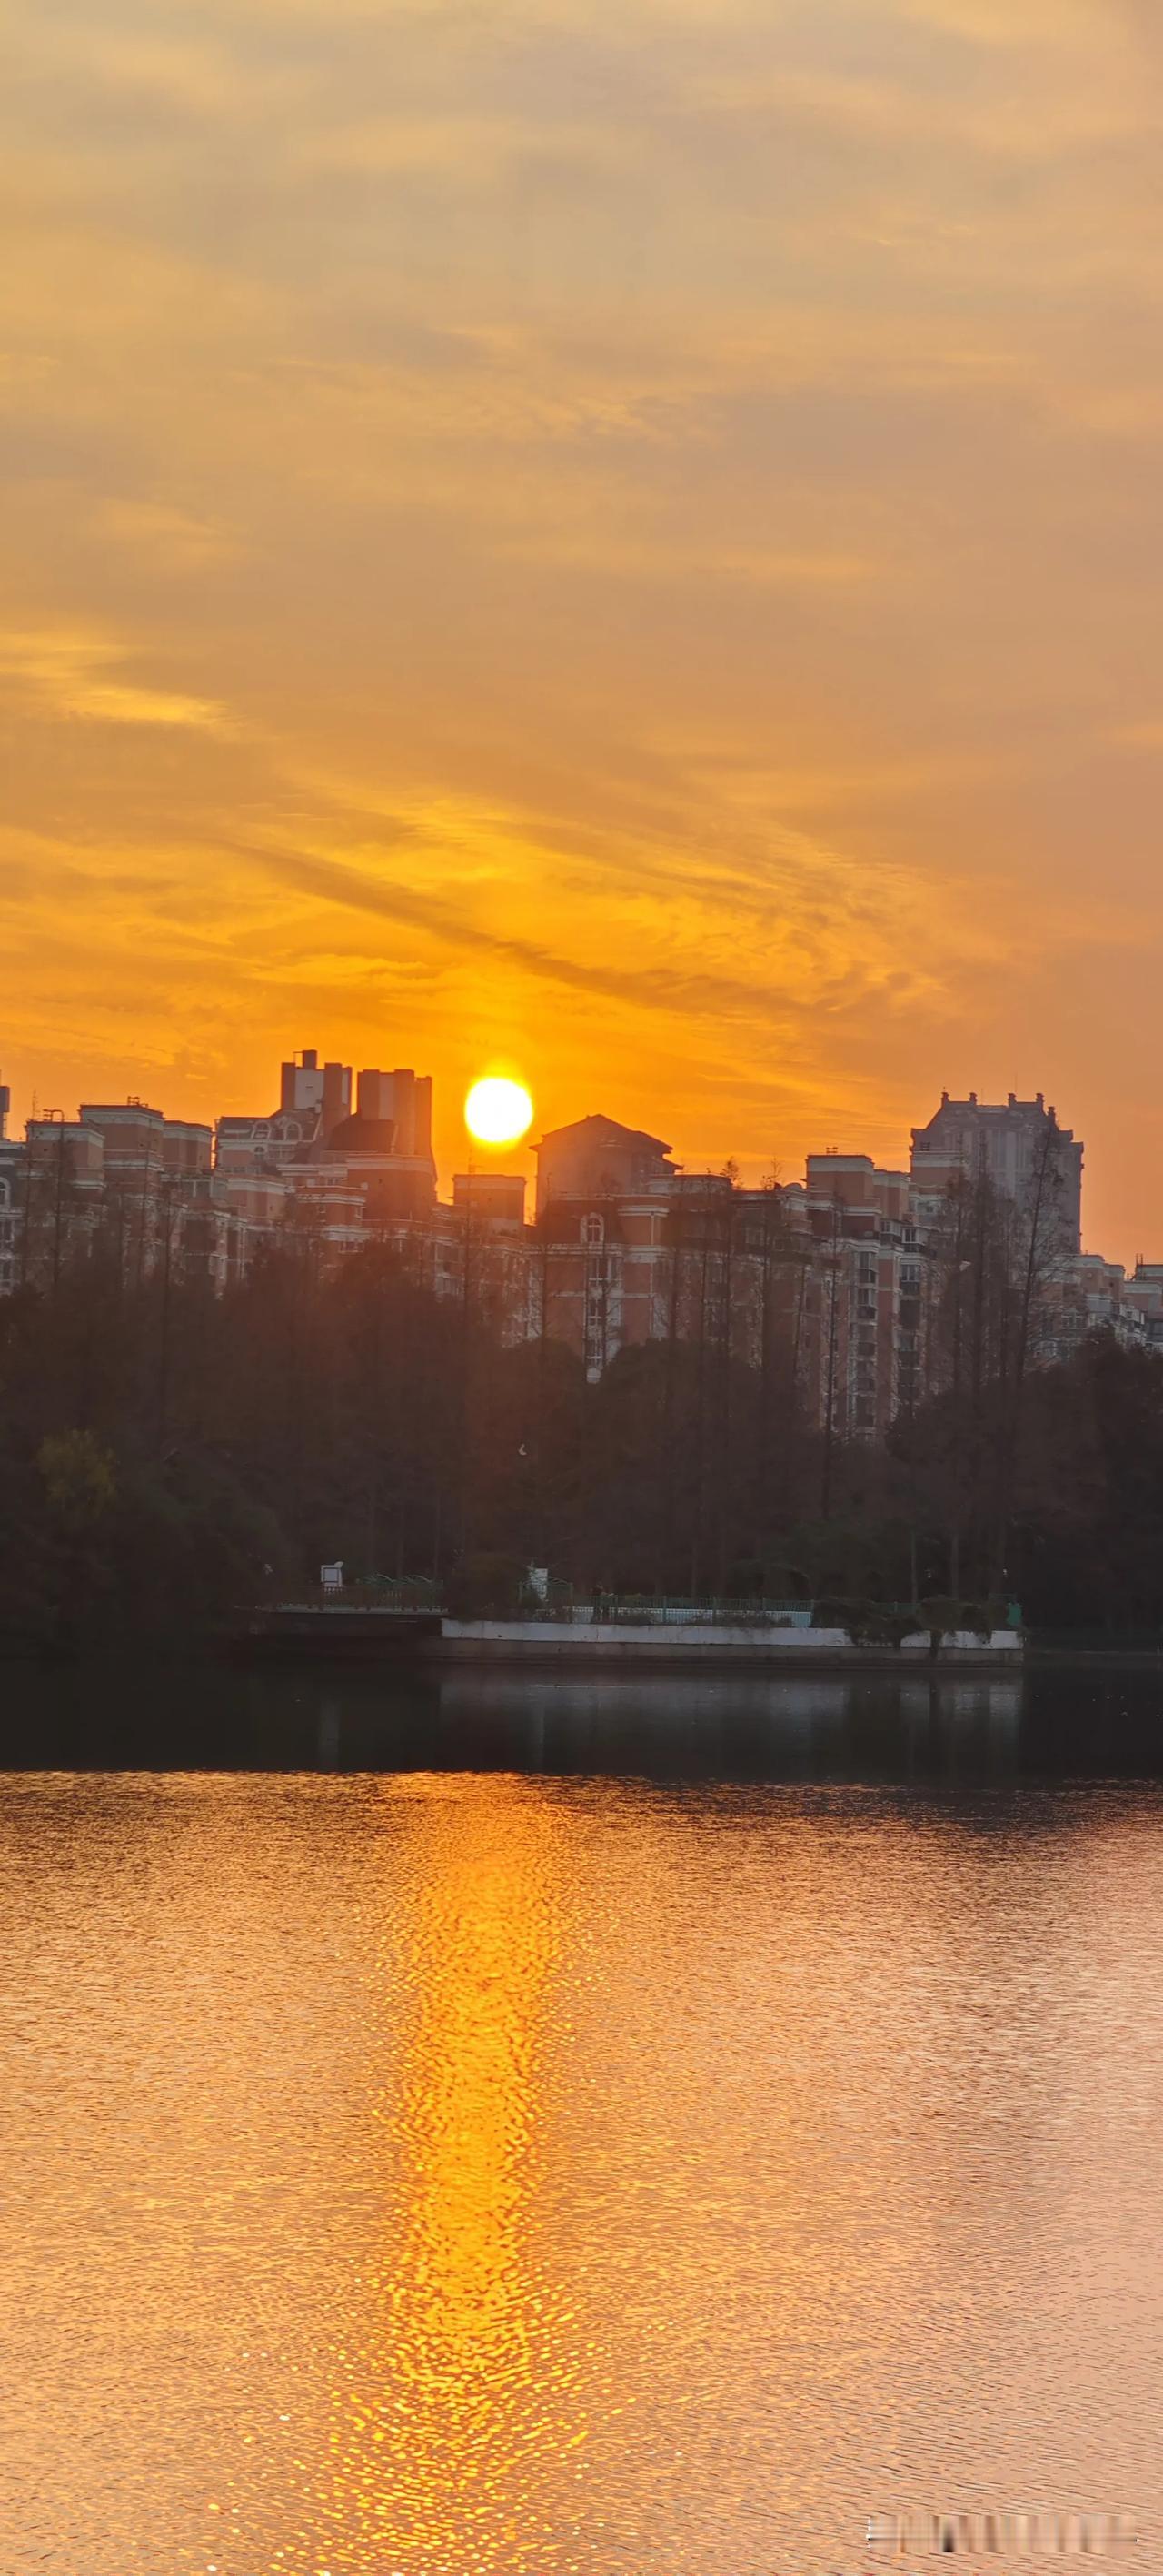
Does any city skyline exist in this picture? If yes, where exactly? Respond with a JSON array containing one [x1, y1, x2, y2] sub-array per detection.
[[6, 1041, 1128, 1247], [0, 1048, 1116, 1258], [5, 0, 1163, 1266], [1, 1048, 1091, 1189]]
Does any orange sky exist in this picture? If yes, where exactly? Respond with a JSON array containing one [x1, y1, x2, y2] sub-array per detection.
[[3, 0, 1162, 1258]]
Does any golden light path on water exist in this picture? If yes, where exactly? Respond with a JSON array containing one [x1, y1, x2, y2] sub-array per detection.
[[284, 1778, 582, 2571], [2, 1734, 1163, 2574]]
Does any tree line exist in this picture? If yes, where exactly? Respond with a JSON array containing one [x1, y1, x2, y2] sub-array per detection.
[[3, 1180, 1163, 1649]]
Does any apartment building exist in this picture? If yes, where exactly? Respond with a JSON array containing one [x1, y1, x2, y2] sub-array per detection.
[[4, 1050, 1158, 1447], [15, 1103, 218, 1288], [533, 1119, 683, 1378], [0, 1075, 17, 1298], [795, 1155, 927, 1439], [1040, 1254, 1150, 1359], [910, 1090, 1083, 1254]]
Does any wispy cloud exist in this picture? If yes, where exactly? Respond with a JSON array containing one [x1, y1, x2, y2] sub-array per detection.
[[3, 0, 1163, 1248], [0, 628, 232, 731], [92, 500, 240, 571]]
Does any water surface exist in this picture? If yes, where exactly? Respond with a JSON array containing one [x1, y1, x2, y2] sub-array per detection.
[[3, 1667, 1163, 2574]]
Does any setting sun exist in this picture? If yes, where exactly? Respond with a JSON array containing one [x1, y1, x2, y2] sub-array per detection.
[[464, 1076, 533, 1149]]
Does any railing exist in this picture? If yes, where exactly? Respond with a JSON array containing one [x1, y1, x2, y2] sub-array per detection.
[[517, 1598, 1019, 1631], [260, 1586, 1019, 1629], [273, 1579, 442, 1611], [518, 1597, 820, 1626]]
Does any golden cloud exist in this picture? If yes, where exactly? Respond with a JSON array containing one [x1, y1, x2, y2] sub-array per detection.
[[0, 629, 232, 732]]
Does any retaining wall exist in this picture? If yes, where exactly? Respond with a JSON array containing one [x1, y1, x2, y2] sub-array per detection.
[[433, 1622, 1023, 1665]]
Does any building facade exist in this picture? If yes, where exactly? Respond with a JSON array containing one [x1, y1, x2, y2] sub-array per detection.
[[214, 1049, 438, 1266], [794, 1155, 927, 1439], [910, 1091, 1083, 1254], [0, 1074, 17, 1298], [17, 1103, 217, 1288]]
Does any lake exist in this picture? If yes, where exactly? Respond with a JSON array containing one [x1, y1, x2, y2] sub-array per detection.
[[3, 1664, 1163, 2573]]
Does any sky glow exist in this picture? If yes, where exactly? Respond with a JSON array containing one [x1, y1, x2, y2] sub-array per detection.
[[4, 0, 1163, 1252]]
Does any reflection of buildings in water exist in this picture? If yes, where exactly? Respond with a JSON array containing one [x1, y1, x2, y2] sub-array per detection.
[[299, 1778, 575, 2574], [435, 1672, 853, 1734], [315, 1696, 342, 1767], [899, 1678, 1022, 1726], [433, 1673, 1022, 1775]]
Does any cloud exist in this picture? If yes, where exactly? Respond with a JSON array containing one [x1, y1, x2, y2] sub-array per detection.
[[1109, 722, 1163, 751], [224, 794, 983, 1037], [0, 628, 232, 731], [92, 499, 240, 571], [3, 0, 1163, 1252]]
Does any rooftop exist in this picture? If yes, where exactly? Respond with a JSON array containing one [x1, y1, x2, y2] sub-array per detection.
[[535, 1111, 672, 1156]]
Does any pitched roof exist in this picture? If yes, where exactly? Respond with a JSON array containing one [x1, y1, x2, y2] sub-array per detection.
[[535, 1112, 671, 1156]]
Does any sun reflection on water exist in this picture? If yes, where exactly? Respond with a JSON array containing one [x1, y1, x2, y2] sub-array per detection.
[[281, 1775, 573, 2574], [7, 1751, 1163, 2576]]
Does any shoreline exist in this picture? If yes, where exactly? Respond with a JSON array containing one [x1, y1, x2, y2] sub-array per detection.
[[233, 1612, 1025, 1671], [425, 1620, 1022, 1671], [7, 1625, 1163, 1675]]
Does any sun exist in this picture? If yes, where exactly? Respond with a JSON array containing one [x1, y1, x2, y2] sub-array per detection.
[[464, 1075, 533, 1149]]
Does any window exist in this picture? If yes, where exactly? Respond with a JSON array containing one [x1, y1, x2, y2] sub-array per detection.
[[582, 1212, 604, 1248]]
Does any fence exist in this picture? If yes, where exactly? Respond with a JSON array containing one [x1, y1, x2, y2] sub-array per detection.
[[265, 1581, 1021, 1630], [522, 1596, 820, 1626], [276, 1577, 443, 1611]]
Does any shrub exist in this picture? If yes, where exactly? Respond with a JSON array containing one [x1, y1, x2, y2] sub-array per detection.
[[445, 1552, 526, 1618]]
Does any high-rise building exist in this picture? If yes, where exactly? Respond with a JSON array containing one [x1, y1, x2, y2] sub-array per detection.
[[217, 1048, 351, 1170], [214, 1046, 438, 1263], [78, 1100, 213, 1179], [797, 1154, 926, 1438], [910, 1091, 1083, 1254], [13, 1099, 219, 1289], [0, 1075, 17, 1297]]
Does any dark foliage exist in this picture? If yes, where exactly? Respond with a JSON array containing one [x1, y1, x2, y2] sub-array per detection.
[[1, 1235, 1160, 1650]]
